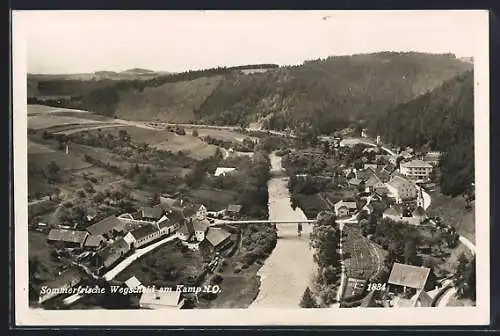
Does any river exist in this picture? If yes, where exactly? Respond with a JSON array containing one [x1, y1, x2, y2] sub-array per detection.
[[250, 153, 316, 308]]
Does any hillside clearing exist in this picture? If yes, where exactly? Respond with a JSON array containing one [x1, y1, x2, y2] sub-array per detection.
[[427, 190, 475, 244]]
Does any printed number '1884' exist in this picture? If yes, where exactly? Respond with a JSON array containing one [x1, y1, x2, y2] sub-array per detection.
[[367, 283, 386, 291]]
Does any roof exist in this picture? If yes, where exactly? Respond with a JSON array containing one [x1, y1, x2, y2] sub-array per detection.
[[388, 263, 430, 289], [334, 200, 358, 211], [365, 173, 383, 187], [160, 196, 177, 208], [205, 228, 231, 247], [192, 218, 210, 232], [214, 167, 236, 176], [227, 204, 243, 213], [84, 234, 105, 247], [400, 159, 433, 169], [86, 216, 125, 236], [360, 290, 378, 307], [139, 290, 182, 308], [97, 238, 130, 264], [43, 268, 83, 289], [412, 289, 433, 307], [47, 229, 88, 244], [348, 177, 362, 186], [129, 224, 159, 240], [412, 206, 426, 217], [387, 175, 413, 190], [382, 163, 397, 174], [140, 206, 164, 220], [357, 169, 376, 182], [124, 276, 143, 290], [364, 163, 378, 170], [157, 217, 175, 229]]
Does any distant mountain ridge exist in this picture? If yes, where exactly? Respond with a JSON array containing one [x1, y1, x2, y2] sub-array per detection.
[[27, 53, 471, 130]]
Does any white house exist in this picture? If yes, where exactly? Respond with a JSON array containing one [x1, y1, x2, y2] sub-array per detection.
[[214, 167, 236, 177], [139, 289, 184, 309], [128, 225, 162, 249], [400, 159, 433, 181], [196, 205, 208, 220], [156, 217, 179, 236]]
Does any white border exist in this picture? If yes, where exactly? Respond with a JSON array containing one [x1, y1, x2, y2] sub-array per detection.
[[13, 10, 490, 326]]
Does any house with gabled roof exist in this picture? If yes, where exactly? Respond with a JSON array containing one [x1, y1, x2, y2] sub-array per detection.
[[94, 238, 131, 270], [334, 200, 358, 218], [386, 175, 417, 203], [39, 268, 83, 304], [83, 234, 106, 250], [400, 159, 433, 181], [86, 215, 125, 238], [47, 229, 89, 248], [128, 224, 162, 249], [388, 263, 431, 295]]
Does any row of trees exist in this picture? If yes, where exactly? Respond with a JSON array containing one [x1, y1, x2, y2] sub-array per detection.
[[300, 211, 341, 308]]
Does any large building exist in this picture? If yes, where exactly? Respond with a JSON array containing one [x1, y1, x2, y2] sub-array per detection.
[[400, 159, 433, 181], [386, 175, 417, 203]]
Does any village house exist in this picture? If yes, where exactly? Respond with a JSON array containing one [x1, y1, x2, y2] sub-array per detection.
[[364, 163, 378, 171], [386, 175, 417, 203], [39, 268, 83, 304], [124, 276, 143, 291], [128, 224, 162, 249], [139, 289, 185, 309], [192, 218, 210, 241], [214, 167, 236, 177], [83, 234, 106, 250], [365, 173, 385, 193], [138, 206, 165, 223], [86, 215, 125, 239], [202, 227, 232, 252], [348, 177, 363, 188], [226, 204, 243, 219], [196, 205, 208, 220], [399, 159, 434, 181], [156, 216, 179, 236], [93, 237, 131, 270], [334, 200, 358, 218], [387, 262, 431, 297], [47, 229, 89, 249]]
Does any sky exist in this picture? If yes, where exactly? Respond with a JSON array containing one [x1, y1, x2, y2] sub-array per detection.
[[14, 10, 486, 74]]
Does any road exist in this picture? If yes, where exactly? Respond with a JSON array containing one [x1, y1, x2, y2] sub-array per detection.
[[332, 221, 346, 308], [103, 233, 179, 281]]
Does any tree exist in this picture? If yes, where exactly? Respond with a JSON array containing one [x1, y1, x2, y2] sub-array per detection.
[[45, 161, 61, 183], [454, 255, 476, 300], [299, 287, 317, 308], [191, 129, 199, 137]]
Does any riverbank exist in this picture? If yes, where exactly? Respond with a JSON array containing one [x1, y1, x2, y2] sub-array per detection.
[[250, 153, 316, 308]]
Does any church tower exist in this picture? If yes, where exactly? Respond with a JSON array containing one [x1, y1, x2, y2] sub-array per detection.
[[417, 187, 424, 208]]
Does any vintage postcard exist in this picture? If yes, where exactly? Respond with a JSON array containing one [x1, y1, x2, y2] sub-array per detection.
[[12, 10, 490, 326]]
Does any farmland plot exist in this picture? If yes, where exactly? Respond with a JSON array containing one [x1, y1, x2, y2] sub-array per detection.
[[28, 115, 106, 130], [342, 225, 380, 280]]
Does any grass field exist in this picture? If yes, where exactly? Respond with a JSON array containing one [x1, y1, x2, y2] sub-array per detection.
[[27, 104, 92, 115], [114, 241, 205, 287], [342, 224, 380, 280], [185, 127, 250, 143], [29, 151, 91, 170], [97, 126, 219, 160], [427, 190, 475, 244], [28, 115, 107, 130], [189, 188, 241, 211], [28, 141, 56, 154]]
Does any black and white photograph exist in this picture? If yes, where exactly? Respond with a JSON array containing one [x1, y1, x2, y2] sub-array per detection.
[[12, 10, 490, 325]]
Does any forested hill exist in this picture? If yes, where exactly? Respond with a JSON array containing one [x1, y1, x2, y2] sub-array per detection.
[[28, 53, 471, 127], [371, 70, 474, 197], [196, 52, 471, 133]]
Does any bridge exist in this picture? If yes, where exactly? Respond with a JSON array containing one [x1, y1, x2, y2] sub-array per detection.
[[209, 219, 315, 226]]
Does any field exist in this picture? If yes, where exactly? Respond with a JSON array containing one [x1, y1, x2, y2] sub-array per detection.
[[29, 151, 91, 170], [28, 141, 56, 154], [185, 127, 251, 143], [427, 190, 475, 243], [97, 126, 219, 160], [114, 241, 205, 287], [28, 115, 107, 130], [342, 224, 381, 280], [189, 188, 240, 211], [27, 104, 93, 115]]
